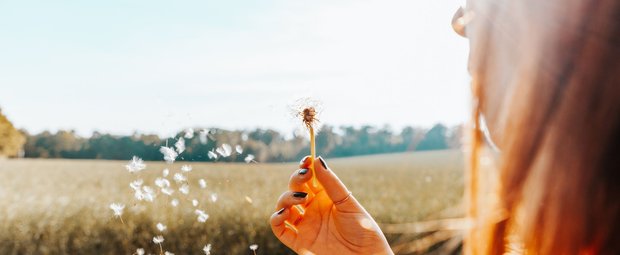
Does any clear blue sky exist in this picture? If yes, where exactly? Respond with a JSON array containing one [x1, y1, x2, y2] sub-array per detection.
[[0, 0, 469, 137]]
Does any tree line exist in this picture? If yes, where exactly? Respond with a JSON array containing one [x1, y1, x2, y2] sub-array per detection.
[[15, 124, 462, 162]]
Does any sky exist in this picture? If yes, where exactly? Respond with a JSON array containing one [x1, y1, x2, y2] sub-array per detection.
[[0, 0, 470, 137]]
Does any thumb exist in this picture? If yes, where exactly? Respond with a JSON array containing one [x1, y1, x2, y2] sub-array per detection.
[[313, 157, 351, 205]]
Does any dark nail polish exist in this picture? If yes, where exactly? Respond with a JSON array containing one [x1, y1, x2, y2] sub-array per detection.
[[318, 156, 328, 169], [298, 168, 308, 175], [276, 208, 285, 215], [293, 192, 308, 198], [300, 156, 310, 164]]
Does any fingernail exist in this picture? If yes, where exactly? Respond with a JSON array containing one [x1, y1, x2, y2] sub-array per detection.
[[300, 156, 310, 164], [318, 156, 328, 169], [276, 208, 285, 215], [298, 168, 308, 175], [293, 192, 308, 198]]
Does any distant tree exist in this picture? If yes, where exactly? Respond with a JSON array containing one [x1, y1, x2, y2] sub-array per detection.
[[416, 124, 448, 151], [0, 108, 25, 157]]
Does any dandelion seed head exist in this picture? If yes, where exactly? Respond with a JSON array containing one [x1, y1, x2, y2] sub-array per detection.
[[171, 199, 179, 207], [156, 222, 167, 232], [210, 193, 218, 203], [249, 244, 258, 251], [142, 186, 156, 202], [179, 184, 190, 195], [203, 244, 212, 255], [173, 173, 186, 183], [291, 97, 322, 131], [125, 156, 146, 173], [162, 168, 170, 177], [192, 199, 199, 207], [153, 235, 164, 244], [207, 150, 218, 160], [175, 137, 185, 154], [136, 248, 145, 255], [199, 179, 207, 189], [134, 189, 145, 200], [184, 128, 194, 139], [130, 179, 143, 191], [181, 165, 192, 172], [109, 203, 124, 217], [159, 146, 178, 164], [235, 145, 243, 154], [244, 154, 255, 163]]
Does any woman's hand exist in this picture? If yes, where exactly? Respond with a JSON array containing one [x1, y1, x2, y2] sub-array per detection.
[[270, 156, 393, 255]]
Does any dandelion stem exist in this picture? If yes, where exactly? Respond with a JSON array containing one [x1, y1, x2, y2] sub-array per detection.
[[309, 126, 318, 188], [253, 251, 257, 255], [119, 216, 125, 225], [158, 243, 163, 255]]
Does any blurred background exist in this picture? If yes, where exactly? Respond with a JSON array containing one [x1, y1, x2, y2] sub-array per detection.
[[0, 0, 469, 254]]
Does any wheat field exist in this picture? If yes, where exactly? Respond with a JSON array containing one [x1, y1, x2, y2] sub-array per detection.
[[0, 150, 464, 255]]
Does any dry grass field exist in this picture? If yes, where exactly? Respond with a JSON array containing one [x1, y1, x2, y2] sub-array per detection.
[[0, 150, 464, 255]]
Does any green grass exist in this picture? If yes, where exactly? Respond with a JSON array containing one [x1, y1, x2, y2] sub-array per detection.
[[0, 150, 464, 254]]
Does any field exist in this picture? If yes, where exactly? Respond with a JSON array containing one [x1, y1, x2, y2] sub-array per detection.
[[0, 150, 464, 255]]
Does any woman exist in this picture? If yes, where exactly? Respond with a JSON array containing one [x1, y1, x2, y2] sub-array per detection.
[[270, 0, 620, 254]]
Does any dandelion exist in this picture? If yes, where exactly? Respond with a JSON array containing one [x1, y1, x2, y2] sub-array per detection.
[[235, 145, 243, 154], [181, 165, 192, 172], [244, 154, 255, 163], [170, 199, 179, 207], [210, 193, 218, 202], [173, 173, 186, 183], [142, 186, 156, 202], [125, 156, 146, 173], [249, 244, 259, 255], [136, 248, 145, 255], [156, 222, 167, 232], [216, 144, 232, 157], [134, 189, 145, 201], [184, 128, 194, 139], [195, 209, 209, 222], [203, 244, 212, 255], [175, 137, 185, 154], [199, 179, 207, 189], [153, 235, 165, 254], [293, 97, 321, 188], [179, 184, 190, 195], [162, 168, 169, 177], [207, 150, 218, 160], [159, 146, 178, 164], [192, 199, 199, 207], [109, 203, 125, 224]]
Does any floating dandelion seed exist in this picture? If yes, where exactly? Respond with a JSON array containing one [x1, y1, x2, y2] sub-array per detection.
[[235, 145, 243, 154], [207, 150, 218, 160], [109, 203, 125, 224], [199, 179, 207, 189], [244, 154, 255, 163], [195, 209, 209, 222], [175, 138, 185, 154], [173, 173, 186, 183], [125, 156, 146, 173], [156, 222, 167, 232], [161, 187, 174, 196], [130, 179, 143, 190], [142, 186, 156, 202], [159, 146, 178, 164], [162, 168, 169, 177], [171, 199, 179, 207], [136, 248, 145, 255], [155, 177, 171, 188], [245, 196, 253, 204], [216, 144, 232, 157], [210, 193, 218, 202], [179, 184, 190, 195], [181, 165, 192, 172], [192, 199, 199, 207], [184, 128, 194, 139], [203, 244, 212, 255], [249, 244, 258, 255]]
